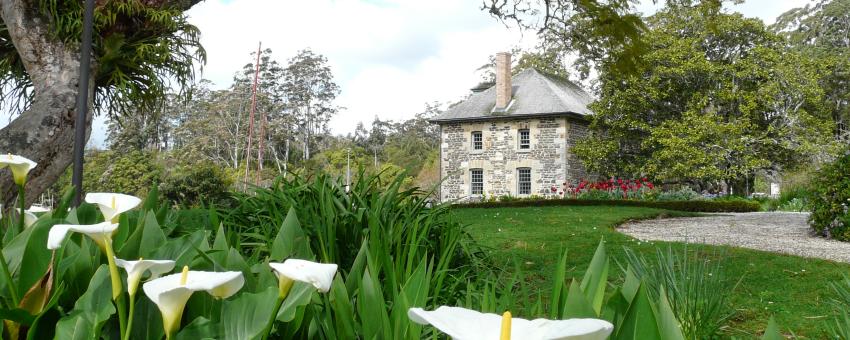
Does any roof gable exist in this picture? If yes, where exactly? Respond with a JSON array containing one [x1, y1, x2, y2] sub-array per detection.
[[431, 68, 594, 123]]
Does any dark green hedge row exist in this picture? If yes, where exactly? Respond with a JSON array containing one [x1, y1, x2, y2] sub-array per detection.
[[452, 198, 761, 212]]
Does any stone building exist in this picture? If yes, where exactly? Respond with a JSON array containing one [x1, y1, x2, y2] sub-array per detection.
[[430, 52, 594, 202]]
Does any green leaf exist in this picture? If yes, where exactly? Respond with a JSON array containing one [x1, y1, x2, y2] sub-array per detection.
[[656, 287, 685, 340], [562, 279, 597, 319], [221, 287, 277, 340], [54, 312, 98, 340], [621, 266, 640, 304], [0, 308, 36, 325], [54, 266, 116, 340], [175, 317, 218, 340], [358, 268, 390, 340], [212, 224, 228, 251], [119, 210, 166, 259], [550, 248, 569, 318], [15, 219, 54, 299], [762, 316, 783, 340], [580, 239, 609, 315], [276, 282, 314, 323], [51, 186, 76, 220], [328, 276, 356, 339], [127, 296, 164, 340], [615, 282, 662, 340], [270, 207, 312, 261]]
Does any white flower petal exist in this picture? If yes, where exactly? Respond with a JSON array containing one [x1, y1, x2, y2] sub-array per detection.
[[46, 222, 118, 250], [85, 193, 142, 222], [0, 154, 36, 184], [143, 270, 245, 336], [116, 258, 176, 296], [409, 307, 502, 339], [408, 306, 614, 340], [47, 225, 74, 250], [26, 205, 50, 213], [21, 210, 38, 228], [269, 259, 338, 293]]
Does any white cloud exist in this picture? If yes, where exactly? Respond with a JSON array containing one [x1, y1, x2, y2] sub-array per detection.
[[185, 0, 534, 134], [1, 0, 819, 147]]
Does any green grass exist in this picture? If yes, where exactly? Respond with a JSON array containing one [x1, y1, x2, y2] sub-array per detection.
[[452, 205, 850, 338]]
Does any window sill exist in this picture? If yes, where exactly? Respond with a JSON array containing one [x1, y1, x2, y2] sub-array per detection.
[[516, 148, 531, 153], [470, 149, 485, 154]]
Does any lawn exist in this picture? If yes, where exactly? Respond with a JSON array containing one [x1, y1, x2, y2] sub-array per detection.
[[452, 205, 850, 338]]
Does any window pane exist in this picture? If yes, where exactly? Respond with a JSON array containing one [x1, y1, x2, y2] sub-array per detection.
[[471, 169, 483, 195], [518, 168, 531, 195], [472, 132, 483, 150], [519, 129, 530, 149]]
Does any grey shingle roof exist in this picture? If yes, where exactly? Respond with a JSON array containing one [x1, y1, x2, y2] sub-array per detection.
[[430, 68, 594, 123]]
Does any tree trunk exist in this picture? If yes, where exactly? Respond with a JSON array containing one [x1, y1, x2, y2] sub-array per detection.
[[0, 0, 95, 208]]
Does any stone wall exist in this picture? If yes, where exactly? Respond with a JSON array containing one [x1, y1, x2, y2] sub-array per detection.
[[439, 116, 589, 202]]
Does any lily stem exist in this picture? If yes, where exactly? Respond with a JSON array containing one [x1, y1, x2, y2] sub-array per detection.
[[260, 295, 285, 340], [123, 294, 135, 340], [16, 184, 24, 237], [103, 242, 126, 338], [115, 294, 127, 340]]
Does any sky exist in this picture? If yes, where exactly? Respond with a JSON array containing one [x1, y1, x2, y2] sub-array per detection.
[[2, 0, 817, 147]]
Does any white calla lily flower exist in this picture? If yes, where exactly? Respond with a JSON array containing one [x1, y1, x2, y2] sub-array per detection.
[[19, 205, 49, 228], [85, 193, 142, 223], [143, 267, 244, 338], [269, 259, 338, 294], [408, 306, 614, 340], [47, 222, 119, 250], [0, 154, 37, 185], [115, 258, 176, 296]]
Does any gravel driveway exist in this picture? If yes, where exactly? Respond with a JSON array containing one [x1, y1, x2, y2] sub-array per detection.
[[617, 212, 850, 263]]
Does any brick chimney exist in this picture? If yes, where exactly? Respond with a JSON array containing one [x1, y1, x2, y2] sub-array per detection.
[[494, 52, 512, 112]]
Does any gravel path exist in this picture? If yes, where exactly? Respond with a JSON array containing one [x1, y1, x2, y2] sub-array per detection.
[[617, 212, 850, 263]]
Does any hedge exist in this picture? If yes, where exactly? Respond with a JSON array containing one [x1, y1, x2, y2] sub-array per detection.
[[452, 198, 761, 213]]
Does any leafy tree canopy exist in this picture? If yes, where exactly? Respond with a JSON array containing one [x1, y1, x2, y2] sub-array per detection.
[[573, 1, 837, 186], [0, 0, 204, 116]]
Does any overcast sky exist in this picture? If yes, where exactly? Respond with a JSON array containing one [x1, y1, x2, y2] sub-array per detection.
[[80, 0, 816, 146]]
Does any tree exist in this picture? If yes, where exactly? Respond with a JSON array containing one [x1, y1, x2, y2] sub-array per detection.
[[573, 1, 835, 192], [0, 0, 204, 206], [774, 0, 850, 144], [282, 49, 340, 161], [482, 0, 647, 80]]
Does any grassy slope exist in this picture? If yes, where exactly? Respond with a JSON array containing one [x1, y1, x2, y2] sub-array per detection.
[[452, 205, 849, 338]]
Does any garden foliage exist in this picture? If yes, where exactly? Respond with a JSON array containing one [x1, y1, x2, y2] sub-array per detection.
[[455, 198, 761, 213], [809, 152, 850, 240]]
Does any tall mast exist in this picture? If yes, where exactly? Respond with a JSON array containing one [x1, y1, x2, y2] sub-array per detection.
[[243, 42, 262, 190]]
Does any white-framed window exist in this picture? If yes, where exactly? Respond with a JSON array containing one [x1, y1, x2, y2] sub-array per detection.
[[470, 169, 484, 195], [517, 168, 531, 195], [518, 129, 530, 150], [471, 131, 483, 150]]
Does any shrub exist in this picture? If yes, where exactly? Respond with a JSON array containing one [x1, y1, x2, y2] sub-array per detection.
[[161, 161, 234, 207], [809, 153, 850, 240], [453, 198, 760, 212], [656, 186, 702, 201]]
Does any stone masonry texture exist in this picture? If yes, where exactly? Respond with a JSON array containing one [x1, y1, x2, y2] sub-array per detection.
[[439, 117, 589, 202]]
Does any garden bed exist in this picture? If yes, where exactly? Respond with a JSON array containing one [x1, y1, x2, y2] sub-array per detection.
[[453, 198, 760, 212]]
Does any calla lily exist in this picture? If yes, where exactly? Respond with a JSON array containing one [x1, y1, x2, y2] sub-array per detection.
[[47, 222, 118, 250], [408, 306, 614, 340], [115, 258, 176, 297], [269, 259, 337, 295], [0, 154, 36, 185], [143, 267, 244, 338], [85, 193, 142, 223], [48, 221, 124, 300], [259, 259, 338, 340], [19, 205, 49, 228]]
